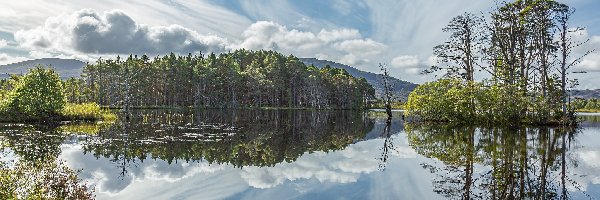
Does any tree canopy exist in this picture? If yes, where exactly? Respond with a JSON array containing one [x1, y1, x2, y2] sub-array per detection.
[[0, 67, 66, 121], [67, 50, 374, 110]]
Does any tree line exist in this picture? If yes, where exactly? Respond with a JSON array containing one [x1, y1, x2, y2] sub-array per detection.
[[571, 98, 600, 112], [407, 0, 590, 125], [64, 49, 374, 109]]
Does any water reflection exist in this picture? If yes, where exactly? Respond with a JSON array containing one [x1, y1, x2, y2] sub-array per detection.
[[0, 124, 64, 163], [405, 123, 586, 199], [2, 111, 600, 199], [83, 110, 374, 171]]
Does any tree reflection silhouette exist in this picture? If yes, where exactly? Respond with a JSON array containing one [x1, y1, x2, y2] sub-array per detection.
[[81, 109, 375, 175], [406, 124, 582, 199], [0, 124, 64, 164]]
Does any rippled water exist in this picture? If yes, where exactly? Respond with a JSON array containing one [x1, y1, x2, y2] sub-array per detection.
[[1, 109, 600, 199]]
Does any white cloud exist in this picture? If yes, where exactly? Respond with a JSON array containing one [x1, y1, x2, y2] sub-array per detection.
[[332, 0, 354, 15], [333, 39, 386, 55], [14, 9, 230, 56], [0, 39, 7, 48], [240, 146, 379, 189], [0, 0, 251, 38], [391, 55, 419, 68], [572, 33, 600, 72], [236, 20, 387, 67], [12, 9, 386, 69], [0, 53, 29, 65], [403, 67, 423, 75], [317, 29, 361, 43], [577, 53, 600, 72]]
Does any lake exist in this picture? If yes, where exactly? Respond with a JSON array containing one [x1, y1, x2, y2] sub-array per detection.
[[1, 109, 600, 199]]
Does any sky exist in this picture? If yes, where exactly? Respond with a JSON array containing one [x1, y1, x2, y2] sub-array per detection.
[[0, 0, 599, 88]]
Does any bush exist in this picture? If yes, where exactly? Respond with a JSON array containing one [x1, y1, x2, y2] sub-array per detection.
[[405, 79, 478, 122], [1, 67, 66, 121], [405, 79, 532, 125]]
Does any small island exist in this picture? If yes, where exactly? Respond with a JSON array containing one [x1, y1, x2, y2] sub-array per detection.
[[405, 0, 583, 126]]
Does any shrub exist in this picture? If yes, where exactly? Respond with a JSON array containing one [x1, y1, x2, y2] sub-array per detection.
[[405, 79, 473, 122], [405, 79, 532, 125], [2, 67, 66, 120]]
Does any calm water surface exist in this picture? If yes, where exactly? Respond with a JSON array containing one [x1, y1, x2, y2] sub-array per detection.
[[1, 109, 600, 199]]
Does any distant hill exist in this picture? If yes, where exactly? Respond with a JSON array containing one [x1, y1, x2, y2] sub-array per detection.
[[300, 58, 417, 100], [572, 89, 600, 99], [0, 58, 86, 79]]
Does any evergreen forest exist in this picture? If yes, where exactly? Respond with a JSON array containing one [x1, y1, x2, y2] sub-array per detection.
[[69, 50, 374, 110]]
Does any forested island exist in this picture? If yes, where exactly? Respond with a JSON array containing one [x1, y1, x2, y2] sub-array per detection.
[[406, 0, 587, 126], [70, 50, 374, 109]]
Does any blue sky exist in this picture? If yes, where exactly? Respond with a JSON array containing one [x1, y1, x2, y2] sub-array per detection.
[[0, 0, 599, 88]]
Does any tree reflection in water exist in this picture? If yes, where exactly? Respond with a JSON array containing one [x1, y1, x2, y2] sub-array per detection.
[[378, 121, 399, 171], [405, 123, 587, 199], [0, 124, 64, 163], [80, 109, 374, 177]]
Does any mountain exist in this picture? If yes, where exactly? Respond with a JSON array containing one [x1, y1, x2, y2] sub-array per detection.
[[300, 58, 418, 100], [0, 58, 86, 79], [571, 89, 600, 99]]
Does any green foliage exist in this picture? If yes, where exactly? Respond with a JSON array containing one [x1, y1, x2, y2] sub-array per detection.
[[0, 67, 115, 122], [416, 0, 582, 126], [80, 50, 375, 109], [570, 98, 600, 112], [0, 159, 94, 200], [406, 79, 479, 123], [405, 79, 566, 125], [60, 103, 117, 121], [0, 67, 66, 121], [57, 122, 111, 135]]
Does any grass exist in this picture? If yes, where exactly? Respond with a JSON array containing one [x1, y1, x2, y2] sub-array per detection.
[[58, 121, 113, 135], [576, 109, 600, 113], [60, 103, 117, 121], [0, 102, 116, 123]]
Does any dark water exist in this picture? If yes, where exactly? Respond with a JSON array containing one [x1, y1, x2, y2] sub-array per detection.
[[1, 109, 600, 199]]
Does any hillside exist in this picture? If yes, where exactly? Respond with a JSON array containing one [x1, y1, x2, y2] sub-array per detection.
[[300, 58, 417, 100], [572, 89, 600, 99], [0, 58, 86, 79]]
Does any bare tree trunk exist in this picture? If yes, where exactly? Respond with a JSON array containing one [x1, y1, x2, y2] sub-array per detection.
[[380, 64, 393, 123]]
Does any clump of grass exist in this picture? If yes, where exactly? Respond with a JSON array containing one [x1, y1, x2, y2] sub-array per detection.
[[576, 108, 600, 113], [60, 103, 117, 121]]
